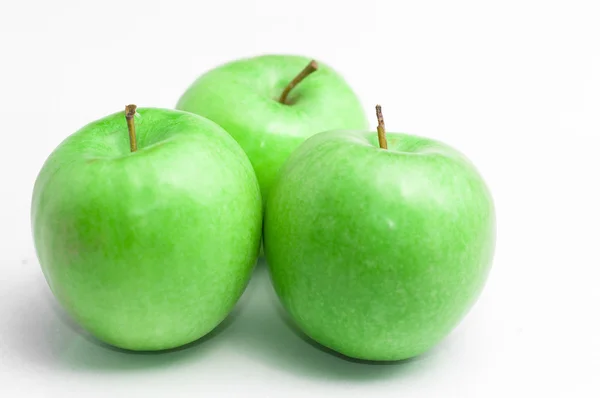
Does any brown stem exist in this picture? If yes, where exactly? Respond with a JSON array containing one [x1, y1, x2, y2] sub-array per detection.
[[279, 60, 318, 104], [375, 105, 388, 150], [125, 104, 138, 152]]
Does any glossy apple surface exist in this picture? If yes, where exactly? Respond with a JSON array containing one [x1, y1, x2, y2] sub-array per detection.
[[264, 129, 495, 361], [176, 54, 368, 203], [31, 108, 262, 351]]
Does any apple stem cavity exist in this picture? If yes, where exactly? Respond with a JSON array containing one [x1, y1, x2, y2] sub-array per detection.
[[125, 104, 138, 152], [278, 60, 318, 104], [375, 105, 388, 150]]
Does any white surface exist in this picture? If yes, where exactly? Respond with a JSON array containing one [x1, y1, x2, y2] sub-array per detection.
[[1, 0, 599, 396]]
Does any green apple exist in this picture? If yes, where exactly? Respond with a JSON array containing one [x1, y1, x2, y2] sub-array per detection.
[[31, 106, 262, 351], [264, 107, 496, 361], [176, 54, 368, 203]]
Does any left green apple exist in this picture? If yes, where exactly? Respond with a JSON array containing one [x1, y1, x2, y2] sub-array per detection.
[[31, 105, 262, 351]]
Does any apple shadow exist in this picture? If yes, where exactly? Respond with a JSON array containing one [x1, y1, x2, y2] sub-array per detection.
[[5, 270, 238, 373], [221, 259, 439, 381]]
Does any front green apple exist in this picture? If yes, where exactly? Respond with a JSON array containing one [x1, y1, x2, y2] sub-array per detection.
[[176, 54, 368, 203], [31, 107, 262, 351], [264, 118, 496, 361]]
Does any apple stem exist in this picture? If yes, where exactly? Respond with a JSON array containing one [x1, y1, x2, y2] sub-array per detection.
[[375, 105, 388, 150], [125, 104, 138, 152], [279, 60, 318, 104]]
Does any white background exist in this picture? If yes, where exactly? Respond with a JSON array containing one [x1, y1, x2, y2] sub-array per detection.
[[1, 0, 599, 396]]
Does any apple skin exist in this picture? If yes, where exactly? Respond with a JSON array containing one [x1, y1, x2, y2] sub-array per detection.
[[31, 108, 262, 351], [176, 54, 368, 203], [264, 129, 495, 361]]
